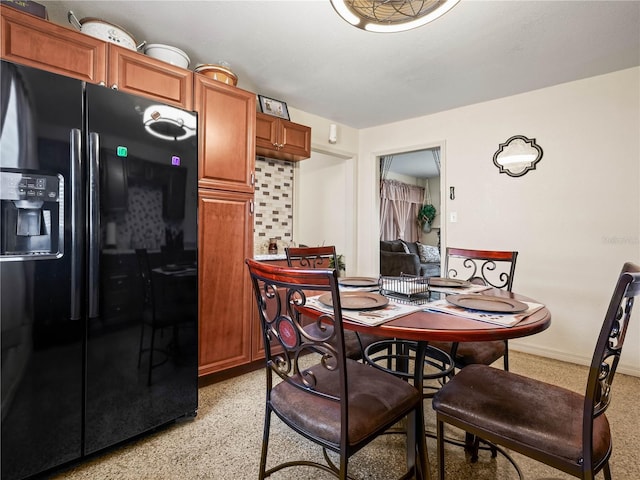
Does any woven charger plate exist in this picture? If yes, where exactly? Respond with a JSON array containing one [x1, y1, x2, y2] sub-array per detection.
[[318, 292, 388, 310]]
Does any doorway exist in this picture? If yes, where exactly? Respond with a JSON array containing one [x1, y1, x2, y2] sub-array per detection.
[[379, 146, 443, 247], [293, 151, 356, 275]]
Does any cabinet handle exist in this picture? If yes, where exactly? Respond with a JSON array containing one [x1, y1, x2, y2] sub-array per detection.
[[250, 200, 254, 215], [250, 172, 255, 186], [98, 81, 106, 86], [111, 84, 118, 90]]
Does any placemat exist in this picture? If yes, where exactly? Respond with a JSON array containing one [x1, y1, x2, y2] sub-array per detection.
[[306, 295, 424, 326], [423, 298, 545, 327]]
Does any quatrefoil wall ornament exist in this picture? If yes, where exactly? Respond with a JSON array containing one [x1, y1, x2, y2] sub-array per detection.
[[493, 135, 543, 177]]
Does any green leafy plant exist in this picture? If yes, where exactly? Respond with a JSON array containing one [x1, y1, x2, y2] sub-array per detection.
[[417, 204, 437, 228], [329, 254, 346, 274]]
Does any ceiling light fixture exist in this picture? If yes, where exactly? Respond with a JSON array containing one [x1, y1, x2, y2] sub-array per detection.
[[330, 0, 460, 33], [142, 105, 196, 141]]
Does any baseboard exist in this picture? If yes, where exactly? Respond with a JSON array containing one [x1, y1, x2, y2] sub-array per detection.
[[509, 341, 640, 377]]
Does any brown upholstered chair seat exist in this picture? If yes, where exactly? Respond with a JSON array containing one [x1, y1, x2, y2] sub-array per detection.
[[433, 263, 639, 480], [271, 359, 421, 447], [429, 340, 506, 368], [433, 364, 611, 469]]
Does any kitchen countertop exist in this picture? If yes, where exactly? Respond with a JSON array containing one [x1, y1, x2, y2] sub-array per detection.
[[254, 254, 287, 261]]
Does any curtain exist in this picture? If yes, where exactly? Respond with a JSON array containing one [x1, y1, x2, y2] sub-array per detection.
[[379, 155, 393, 193], [380, 180, 424, 241], [432, 148, 441, 174], [422, 149, 440, 205]]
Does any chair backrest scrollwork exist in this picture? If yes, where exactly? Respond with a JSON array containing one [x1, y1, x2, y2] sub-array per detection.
[[445, 247, 518, 291], [285, 246, 338, 270], [580, 262, 639, 472], [246, 259, 346, 403], [586, 262, 640, 419]]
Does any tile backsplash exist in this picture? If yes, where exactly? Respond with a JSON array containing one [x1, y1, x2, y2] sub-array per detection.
[[254, 157, 294, 254]]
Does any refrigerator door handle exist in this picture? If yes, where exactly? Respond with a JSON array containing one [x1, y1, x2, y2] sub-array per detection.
[[89, 132, 100, 318], [70, 129, 82, 320]]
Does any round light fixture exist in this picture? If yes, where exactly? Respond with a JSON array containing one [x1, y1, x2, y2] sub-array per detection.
[[142, 105, 196, 141], [330, 0, 460, 33]]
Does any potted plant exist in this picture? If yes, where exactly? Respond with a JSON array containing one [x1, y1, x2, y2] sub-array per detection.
[[417, 204, 436, 232], [329, 254, 346, 276]]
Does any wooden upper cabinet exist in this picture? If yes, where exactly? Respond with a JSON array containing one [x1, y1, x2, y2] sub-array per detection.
[[195, 74, 256, 193], [256, 112, 311, 162], [1, 8, 192, 109], [1, 6, 107, 84], [108, 45, 193, 109]]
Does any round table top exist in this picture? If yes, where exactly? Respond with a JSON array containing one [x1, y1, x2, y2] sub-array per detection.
[[342, 290, 551, 343]]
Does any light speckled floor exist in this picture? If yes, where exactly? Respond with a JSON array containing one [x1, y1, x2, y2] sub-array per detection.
[[52, 351, 639, 479]]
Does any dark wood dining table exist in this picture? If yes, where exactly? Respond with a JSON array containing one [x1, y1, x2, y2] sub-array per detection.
[[303, 288, 551, 480], [343, 289, 551, 344]]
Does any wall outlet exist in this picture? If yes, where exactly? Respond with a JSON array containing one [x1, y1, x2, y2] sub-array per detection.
[[450, 212, 458, 223]]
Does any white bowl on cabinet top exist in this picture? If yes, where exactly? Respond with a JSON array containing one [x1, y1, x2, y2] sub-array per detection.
[[143, 44, 190, 69]]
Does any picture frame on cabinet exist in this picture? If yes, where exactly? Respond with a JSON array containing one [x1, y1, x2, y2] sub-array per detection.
[[258, 95, 290, 120]]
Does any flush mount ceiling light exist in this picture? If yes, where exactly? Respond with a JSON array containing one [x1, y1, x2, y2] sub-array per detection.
[[330, 0, 460, 33], [142, 105, 196, 141]]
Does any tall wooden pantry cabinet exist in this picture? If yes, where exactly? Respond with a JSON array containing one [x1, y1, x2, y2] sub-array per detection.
[[194, 74, 257, 376]]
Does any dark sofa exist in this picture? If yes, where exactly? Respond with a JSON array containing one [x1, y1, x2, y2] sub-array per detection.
[[380, 239, 441, 277]]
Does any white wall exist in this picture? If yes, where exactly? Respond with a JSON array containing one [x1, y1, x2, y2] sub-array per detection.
[[289, 108, 359, 275], [356, 67, 640, 375], [293, 151, 354, 273]]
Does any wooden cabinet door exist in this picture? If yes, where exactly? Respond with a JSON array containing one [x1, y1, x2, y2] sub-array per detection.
[[255, 113, 279, 151], [198, 189, 254, 376], [280, 119, 311, 159], [108, 45, 193, 109], [1, 6, 107, 84], [255, 112, 311, 162], [195, 76, 256, 193]]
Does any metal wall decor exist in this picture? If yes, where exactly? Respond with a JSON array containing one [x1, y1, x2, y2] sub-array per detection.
[[493, 135, 543, 177]]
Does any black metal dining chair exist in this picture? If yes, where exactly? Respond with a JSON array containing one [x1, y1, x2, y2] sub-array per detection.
[[431, 247, 519, 372], [285, 245, 337, 269], [432, 262, 640, 480], [246, 259, 428, 479], [427, 247, 518, 459], [285, 245, 384, 361], [135, 249, 195, 385]]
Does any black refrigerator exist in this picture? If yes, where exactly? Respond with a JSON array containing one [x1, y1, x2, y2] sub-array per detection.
[[0, 61, 198, 480]]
